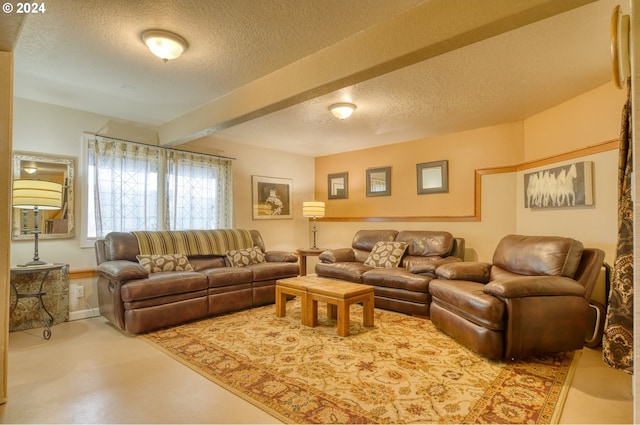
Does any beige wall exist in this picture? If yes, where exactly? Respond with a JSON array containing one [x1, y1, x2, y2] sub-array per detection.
[[10, 98, 315, 319], [313, 82, 623, 263]]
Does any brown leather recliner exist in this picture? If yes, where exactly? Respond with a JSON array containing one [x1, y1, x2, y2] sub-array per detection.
[[429, 234, 605, 359]]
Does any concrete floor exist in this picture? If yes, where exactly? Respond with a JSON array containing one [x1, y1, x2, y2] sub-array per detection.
[[0, 316, 634, 424]]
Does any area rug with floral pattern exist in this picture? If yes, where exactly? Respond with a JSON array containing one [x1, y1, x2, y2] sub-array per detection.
[[142, 299, 579, 424]]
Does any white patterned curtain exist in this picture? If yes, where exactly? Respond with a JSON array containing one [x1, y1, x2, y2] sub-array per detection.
[[88, 137, 233, 238], [165, 150, 233, 230], [89, 139, 162, 237]]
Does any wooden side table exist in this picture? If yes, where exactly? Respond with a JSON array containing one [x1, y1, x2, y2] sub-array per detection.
[[10, 263, 68, 340], [296, 248, 326, 276]]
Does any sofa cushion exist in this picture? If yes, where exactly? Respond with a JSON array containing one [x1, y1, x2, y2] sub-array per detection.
[[226, 247, 266, 267], [315, 262, 372, 283], [351, 229, 399, 251], [136, 254, 194, 273], [362, 268, 432, 292], [396, 230, 454, 257], [245, 262, 300, 282], [492, 234, 584, 278], [121, 272, 208, 302], [364, 241, 407, 268]]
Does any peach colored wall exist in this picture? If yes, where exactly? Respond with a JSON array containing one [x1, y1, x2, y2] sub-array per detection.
[[314, 83, 622, 264], [524, 82, 625, 161], [315, 122, 524, 218], [517, 81, 625, 264]]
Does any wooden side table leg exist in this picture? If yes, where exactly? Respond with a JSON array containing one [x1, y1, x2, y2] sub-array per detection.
[[275, 287, 287, 317], [299, 255, 307, 276], [337, 299, 350, 337], [363, 293, 374, 327]]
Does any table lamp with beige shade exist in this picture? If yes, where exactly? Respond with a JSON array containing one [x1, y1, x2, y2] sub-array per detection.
[[302, 201, 325, 249], [12, 179, 63, 266]]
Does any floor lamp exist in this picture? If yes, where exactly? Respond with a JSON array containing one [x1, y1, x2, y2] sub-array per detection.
[[12, 179, 63, 266], [302, 201, 325, 249]]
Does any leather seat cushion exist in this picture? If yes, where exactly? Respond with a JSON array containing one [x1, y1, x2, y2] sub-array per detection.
[[429, 279, 505, 330], [203, 267, 253, 288], [246, 262, 300, 281], [362, 268, 431, 292], [315, 262, 372, 283], [121, 271, 208, 302]]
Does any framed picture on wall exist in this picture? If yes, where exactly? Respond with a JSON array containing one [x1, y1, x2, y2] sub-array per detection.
[[524, 161, 593, 208], [416, 160, 448, 194], [252, 175, 293, 219], [366, 166, 391, 197], [328, 172, 348, 200]]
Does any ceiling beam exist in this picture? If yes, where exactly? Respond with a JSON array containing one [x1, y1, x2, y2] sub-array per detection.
[[158, 0, 596, 147]]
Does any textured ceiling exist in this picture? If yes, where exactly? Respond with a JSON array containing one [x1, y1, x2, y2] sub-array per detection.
[[9, 0, 625, 157]]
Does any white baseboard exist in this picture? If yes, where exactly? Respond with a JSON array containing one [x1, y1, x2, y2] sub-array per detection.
[[69, 308, 100, 321]]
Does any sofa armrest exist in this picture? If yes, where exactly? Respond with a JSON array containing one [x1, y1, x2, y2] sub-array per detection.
[[483, 276, 585, 299], [319, 248, 355, 263], [404, 256, 461, 274], [265, 251, 298, 263], [97, 260, 148, 282], [435, 261, 492, 283]]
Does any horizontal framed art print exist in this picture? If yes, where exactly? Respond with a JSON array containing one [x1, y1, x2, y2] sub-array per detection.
[[252, 175, 293, 219], [524, 161, 594, 208]]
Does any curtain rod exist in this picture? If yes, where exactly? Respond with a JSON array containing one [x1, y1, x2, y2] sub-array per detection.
[[85, 132, 237, 161]]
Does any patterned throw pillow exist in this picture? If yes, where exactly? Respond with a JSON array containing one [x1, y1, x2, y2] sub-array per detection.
[[364, 241, 408, 268], [226, 246, 266, 267], [136, 254, 194, 273]]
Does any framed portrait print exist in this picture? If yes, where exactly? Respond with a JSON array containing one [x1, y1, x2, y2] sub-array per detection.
[[328, 172, 348, 200], [417, 160, 448, 194], [366, 167, 391, 197], [252, 175, 293, 219]]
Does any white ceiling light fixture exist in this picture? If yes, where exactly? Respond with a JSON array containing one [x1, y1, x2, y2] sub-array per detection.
[[329, 103, 357, 120], [142, 30, 188, 63]]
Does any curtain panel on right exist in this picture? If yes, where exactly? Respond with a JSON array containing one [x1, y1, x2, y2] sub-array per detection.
[[602, 80, 634, 374]]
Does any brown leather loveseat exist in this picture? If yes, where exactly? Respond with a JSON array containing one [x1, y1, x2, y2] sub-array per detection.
[[315, 230, 465, 316], [95, 229, 299, 334], [429, 234, 605, 359]]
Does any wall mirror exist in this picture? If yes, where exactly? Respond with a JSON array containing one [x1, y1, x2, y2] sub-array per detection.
[[328, 172, 348, 199], [366, 166, 391, 197], [12, 152, 75, 240], [417, 160, 448, 194]]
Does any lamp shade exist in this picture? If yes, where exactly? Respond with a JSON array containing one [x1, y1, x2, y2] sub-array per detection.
[[13, 179, 63, 210], [142, 30, 188, 62], [302, 201, 325, 218]]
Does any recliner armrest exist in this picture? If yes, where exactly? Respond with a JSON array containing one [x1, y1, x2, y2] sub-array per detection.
[[484, 276, 585, 299], [435, 261, 491, 283], [319, 248, 355, 263], [97, 260, 148, 282], [265, 251, 298, 263]]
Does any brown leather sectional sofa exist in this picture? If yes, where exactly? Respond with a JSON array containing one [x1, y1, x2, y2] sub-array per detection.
[[429, 234, 605, 359], [315, 230, 465, 316], [94, 229, 299, 334]]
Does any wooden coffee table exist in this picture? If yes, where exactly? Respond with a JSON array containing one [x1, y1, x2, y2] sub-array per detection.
[[276, 275, 329, 326], [275, 276, 375, 336], [306, 279, 374, 336]]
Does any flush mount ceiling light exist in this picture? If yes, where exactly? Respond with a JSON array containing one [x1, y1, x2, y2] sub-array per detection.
[[329, 103, 356, 120], [142, 29, 188, 63]]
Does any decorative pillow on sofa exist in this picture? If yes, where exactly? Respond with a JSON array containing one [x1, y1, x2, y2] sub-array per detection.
[[136, 254, 194, 273], [226, 246, 265, 267], [364, 241, 408, 268]]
